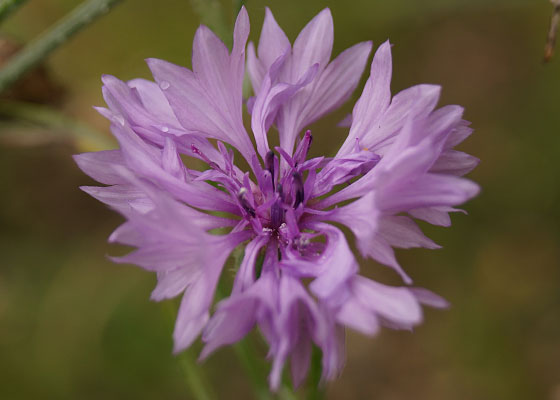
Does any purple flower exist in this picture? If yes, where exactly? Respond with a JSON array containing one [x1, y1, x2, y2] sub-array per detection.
[[75, 7, 479, 390]]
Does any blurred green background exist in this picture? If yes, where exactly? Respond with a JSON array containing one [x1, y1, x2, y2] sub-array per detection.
[[1, 0, 559, 399]]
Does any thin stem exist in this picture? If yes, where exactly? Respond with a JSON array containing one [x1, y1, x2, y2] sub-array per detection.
[[307, 347, 325, 400], [215, 266, 274, 400], [232, 338, 274, 400], [278, 386, 299, 400], [0, 0, 28, 24], [177, 351, 217, 400], [0, 100, 115, 150], [163, 303, 216, 400], [0, 0, 123, 94]]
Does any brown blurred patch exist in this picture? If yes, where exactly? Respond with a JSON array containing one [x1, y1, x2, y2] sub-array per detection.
[[0, 36, 65, 105], [550, 384, 560, 400]]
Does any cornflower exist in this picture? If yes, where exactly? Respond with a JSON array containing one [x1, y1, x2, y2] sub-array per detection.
[[75, 7, 479, 389]]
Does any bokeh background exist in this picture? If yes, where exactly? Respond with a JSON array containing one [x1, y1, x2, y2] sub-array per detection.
[[1, 0, 559, 399]]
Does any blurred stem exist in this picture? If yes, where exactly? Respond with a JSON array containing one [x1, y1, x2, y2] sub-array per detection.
[[0, 0, 123, 94], [163, 304, 216, 400], [307, 347, 325, 400], [216, 270, 274, 400], [278, 386, 298, 400], [232, 339, 274, 400], [0, 100, 115, 150], [177, 350, 217, 400], [0, 0, 28, 24], [189, 0, 231, 48]]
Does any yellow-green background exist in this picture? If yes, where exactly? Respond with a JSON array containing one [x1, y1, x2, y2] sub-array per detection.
[[1, 0, 559, 399]]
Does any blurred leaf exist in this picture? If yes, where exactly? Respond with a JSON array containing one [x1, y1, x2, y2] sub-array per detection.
[[0, 123, 68, 146], [0, 100, 115, 150]]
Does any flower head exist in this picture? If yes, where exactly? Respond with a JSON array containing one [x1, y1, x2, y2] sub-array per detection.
[[75, 7, 479, 390]]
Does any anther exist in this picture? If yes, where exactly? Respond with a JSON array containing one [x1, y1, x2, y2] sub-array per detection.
[[265, 150, 276, 190], [276, 183, 284, 202], [292, 172, 304, 208], [237, 187, 256, 218]]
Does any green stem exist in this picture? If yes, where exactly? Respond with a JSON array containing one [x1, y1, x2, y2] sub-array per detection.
[[216, 269, 274, 400], [0, 100, 115, 150], [232, 339, 274, 400], [177, 350, 217, 400], [307, 347, 325, 400], [163, 303, 216, 400], [0, 0, 123, 94], [0, 0, 28, 24], [278, 386, 299, 400]]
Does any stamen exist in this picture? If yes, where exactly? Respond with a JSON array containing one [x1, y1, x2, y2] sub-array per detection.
[[237, 187, 256, 218], [191, 144, 221, 171], [292, 172, 304, 208], [276, 183, 284, 202], [275, 146, 295, 168], [270, 199, 284, 229], [217, 141, 234, 176], [293, 130, 313, 164], [265, 150, 276, 190]]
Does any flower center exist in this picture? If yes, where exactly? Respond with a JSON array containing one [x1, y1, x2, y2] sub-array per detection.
[[192, 132, 328, 256]]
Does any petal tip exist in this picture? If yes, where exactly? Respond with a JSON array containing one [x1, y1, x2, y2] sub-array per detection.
[[100, 74, 115, 85]]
